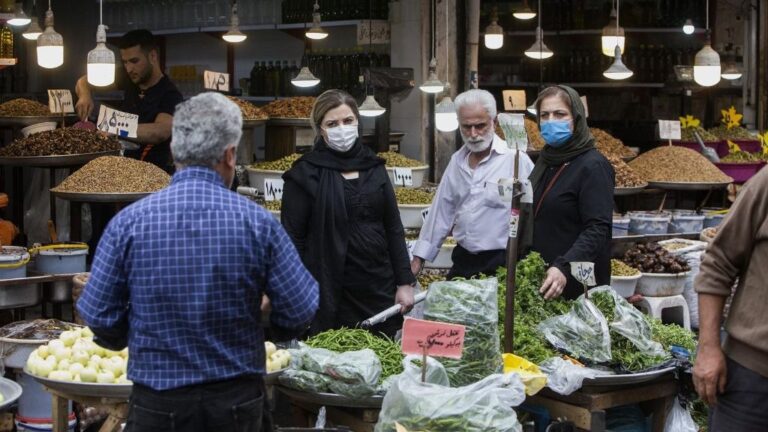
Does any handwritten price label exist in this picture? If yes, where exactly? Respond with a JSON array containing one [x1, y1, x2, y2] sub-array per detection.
[[47, 89, 74, 114], [393, 168, 413, 187], [357, 20, 390, 44], [570, 262, 596, 287], [658, 120, 682, 140], [401, 318, 465, 359], [421, 207, 430, 222], [502, 90, 527, 112], [263, 179, 284, 201], [520, 179, 533, 204], [96, 105, 139, 138], [203, 70, 231, 92], [508, 209, 520, 238]]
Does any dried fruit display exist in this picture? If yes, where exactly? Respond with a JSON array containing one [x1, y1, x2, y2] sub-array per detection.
[[263, 97, 315, 118], [592, 128, 636, 159], [226, 96, 269, 120], [606, 154, 646, 188], [52, 156, 170, 193], [623, 242, 690, 274], [0, 98, 51, 117], [0, 128, 120, 157], [628, 146, 732, 183]]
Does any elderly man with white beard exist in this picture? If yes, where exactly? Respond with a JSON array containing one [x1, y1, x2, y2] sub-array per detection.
[[410, 89, 535, 279]]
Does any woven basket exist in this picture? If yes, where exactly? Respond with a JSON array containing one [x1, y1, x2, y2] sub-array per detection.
[[72, 272, 89, 325]]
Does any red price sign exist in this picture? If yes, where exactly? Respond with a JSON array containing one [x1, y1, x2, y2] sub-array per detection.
[[401, 318, 465, 359]]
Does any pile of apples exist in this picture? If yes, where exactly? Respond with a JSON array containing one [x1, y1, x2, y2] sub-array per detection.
[[25, 327, 130, 384], [265, 341, 291, 373]]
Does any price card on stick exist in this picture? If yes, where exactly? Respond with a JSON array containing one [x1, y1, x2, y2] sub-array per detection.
[[393, 168, 413, 187], [401, 318, 466, 359], [96, 105, 139, 138], [502, 90, 527, 112], [508, 209, 520, 238], [263, 179, 284, 201], [497, 113, 528, 151], [47, 89, 74, 114], [658, 120, 682, 140], [203, 70, 231, 93], [570, 262, 596, 297]]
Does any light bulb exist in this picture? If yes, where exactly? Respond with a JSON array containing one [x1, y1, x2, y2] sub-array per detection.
[[683, 19, 695, 35], [291, 66, 320, 87], [435, 97, 458, 132], [693, 43, 721, 87], [37, 8, 64, 69], [8, 3, 31, 26], [87, 25, 115, 87]]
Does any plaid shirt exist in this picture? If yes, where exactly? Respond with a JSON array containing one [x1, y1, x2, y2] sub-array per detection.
[[77, 167, 318, 390]]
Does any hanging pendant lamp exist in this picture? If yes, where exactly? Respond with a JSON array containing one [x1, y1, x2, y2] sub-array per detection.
[[37, 0, 64, 69], [693, 0, 720, 87], [524, 0, 553, 59]]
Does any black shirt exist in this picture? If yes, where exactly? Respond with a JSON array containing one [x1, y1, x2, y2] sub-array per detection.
[[120, 75, 183, 171], [532, 149, 615, 299]]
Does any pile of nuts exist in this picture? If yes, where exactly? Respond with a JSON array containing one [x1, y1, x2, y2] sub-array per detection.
[[377, 151, 424, 168], [606, 154, 646, 188], [0, 128, 120, 157], [708, 125, 755, 140], [611, 259, 641, 277], [628, 146, 733, 183], [263, 97, 315, 118], [395, 187, 434, 205], [680, 126, 719, 142], [250, 153, 301, 171], [592, 128, 637, 159], [0, 98, 51, 117], [226, 96, 269, 120], [623, 242, 690, 274], [52, 156, 170, 193]]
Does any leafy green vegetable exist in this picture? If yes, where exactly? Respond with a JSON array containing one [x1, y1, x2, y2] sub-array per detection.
[[305, 328, 403, 382]]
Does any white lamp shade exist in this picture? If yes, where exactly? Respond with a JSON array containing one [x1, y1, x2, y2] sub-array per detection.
[[601, 35, 625, 56], [435, 96, 458, 132], [8, 3, 30, 26], [87, 63, 116, 87], [484, 21, 503, 49], [222, 30, 247, 43], [37, 45, 63, 68], [306, 27, 328, 40], [22, 21, 43, 40], [291, 66, 320, 87], [359, 95, 386, 117], [693, 44, 721, 87], [419, 70, 444, 93], [603, 45, 633, 80], [524, 28, 553, 59], [513, 10, 536, 20]]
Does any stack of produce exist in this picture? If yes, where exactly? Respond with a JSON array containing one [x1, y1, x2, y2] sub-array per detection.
[[250, 153, 301, 171], [52, 156, 170, 193], [592, 127, 636, 159], [628, 146, 733, 183], [622, 242, 690, 274], [394, 187, 434, 204], [264, 341, 291, 373], [25, 326, 130, 384], [611, 259, 640, 276], [497, 253, 697, 371], [606, 154, 646, 188], [680, 126, 719, 142], [0, 128, 120, 157], [305, 328, 403, 381], [226, 96, 269, 120], [263, 97, 315, 118], [0, 98, 51, 117], [377, 151, 424, 168], [720, 150, 762, 163], [416, 269, 448, 290], [709, 125, 756, 140]]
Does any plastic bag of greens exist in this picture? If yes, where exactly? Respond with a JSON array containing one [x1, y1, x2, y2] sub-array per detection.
[[590, 286, 666, 358], [538, 293, 612, 363], [298, 345, 336, 374], [323, 349, 382, 398], [278, 369, 332, 393], [539, 357, 609, 395], [663, 397, 697, 432], [423, 278, 503, 386], [374, 355, 526, 432]]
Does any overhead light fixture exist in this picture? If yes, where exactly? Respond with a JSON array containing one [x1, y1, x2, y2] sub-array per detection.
[[222, 1, 247, 43], [526, 103, 537, 115], [603, 1, 632, 80], [8, 3, 31, 26], [693, 0, 720, 87], [291, 66, 320, 87], [682, 19, 695, 35], [435, 96, 458, 132], [87, 0, 115, 87], [524, 0, 553, 59], [484, 6, 503, 49], [513, 0, 536, 20], [601, 1, 625, 57], [359, 95, 386, 117], [23, 1, 42, 40], [720, 45, 742, 80], [305, 1, 328, 40], [37, 0, 64, 69], [419, 57, 445, 93]]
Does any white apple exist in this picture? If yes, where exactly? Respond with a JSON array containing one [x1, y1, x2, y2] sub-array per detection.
[[116, 374, 130, 384], [69, 363, 85, 376], [71, 349, 90, 366], [57, 359, 71, 371], [59, 330, 77, 347], [35, 361, 54, 377], [81, 327, 94, 338], [96, 371, 115, 384], [49, 370, 73, 381], [265, 341, 277, 358], [80, 367, 98, 383], [36, 345, 50, 358], [89, 354, 102, 364], [52, 346, 71, 363]]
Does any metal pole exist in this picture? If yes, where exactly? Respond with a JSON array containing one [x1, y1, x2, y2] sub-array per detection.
[[504, 150, 523, 353]]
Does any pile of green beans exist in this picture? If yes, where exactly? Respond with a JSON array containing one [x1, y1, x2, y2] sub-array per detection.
[[304, 328, 404, 381]]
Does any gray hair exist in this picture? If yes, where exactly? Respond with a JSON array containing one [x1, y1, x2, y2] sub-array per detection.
[[454, 89, 497, 120], [171, 92, 242, 167]]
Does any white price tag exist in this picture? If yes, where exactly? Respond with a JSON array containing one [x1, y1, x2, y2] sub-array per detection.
[[263, 179, 284, 201], [203, 70, 231, 92], [497, 113, 528, 152], [497, 178, 515, 203], [508, 210, 520, 238], [393, 168, 413, 187], [580, 96, 589, 118], [420, 207, 430, 222], [658, 120, 682, 140], [570, 262, 596, 287], [47, 89, 74, 114], [96, 105, 139, 138], [520, 179, 533, 204]]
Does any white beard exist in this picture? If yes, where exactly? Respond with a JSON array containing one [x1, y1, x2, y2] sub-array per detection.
[[464, 136, 492, 153]]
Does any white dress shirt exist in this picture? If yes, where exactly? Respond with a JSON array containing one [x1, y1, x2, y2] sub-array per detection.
[[412, 134, 535, 262]]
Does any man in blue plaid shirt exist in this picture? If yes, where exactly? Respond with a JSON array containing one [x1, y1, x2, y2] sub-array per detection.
[[77, 92, 319, 432]]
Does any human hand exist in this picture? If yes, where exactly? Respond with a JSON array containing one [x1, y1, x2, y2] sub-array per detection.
[[539, 266, 567, 300], [260, 295, 272, 315], [395, 285, 415, 314], [75, 96, 94, 121], [410, 256, 424, 276], [693, 344, 728, 406]]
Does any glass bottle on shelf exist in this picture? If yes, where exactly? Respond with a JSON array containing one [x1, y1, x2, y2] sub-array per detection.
[[264, 61, 275, 97], [271, 60, 281, 97]]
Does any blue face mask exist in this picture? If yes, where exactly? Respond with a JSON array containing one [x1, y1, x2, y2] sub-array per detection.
[[540, 120, 573, 147]]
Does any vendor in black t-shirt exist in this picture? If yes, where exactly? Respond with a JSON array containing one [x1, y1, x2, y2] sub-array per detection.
[[75, 30, 183, 173]]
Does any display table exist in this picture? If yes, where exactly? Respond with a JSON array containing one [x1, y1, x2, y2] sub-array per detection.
[[528, 376, 677, 432], [276, 386, 382, 432], [46, 387, 127, 432]]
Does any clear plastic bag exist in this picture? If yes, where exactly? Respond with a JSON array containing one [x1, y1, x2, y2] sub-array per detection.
[[278, 369, 332, 393], [375, 356, 526, 432], [423, 278, 503, 386], [538, 294, 612, 363], [664, 397, 697, 432], [298, 345, 336, 374], [538, 357, 608, 395], [592, 286, 666, 358], [324, 349, 381, 398]]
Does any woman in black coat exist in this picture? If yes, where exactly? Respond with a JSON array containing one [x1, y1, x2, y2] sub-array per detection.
[[281, 89, 415, 337]]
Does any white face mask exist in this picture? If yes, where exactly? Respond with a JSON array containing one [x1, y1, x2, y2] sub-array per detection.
[[324, 124, 359, 152], [462, 129, 493, 153]]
